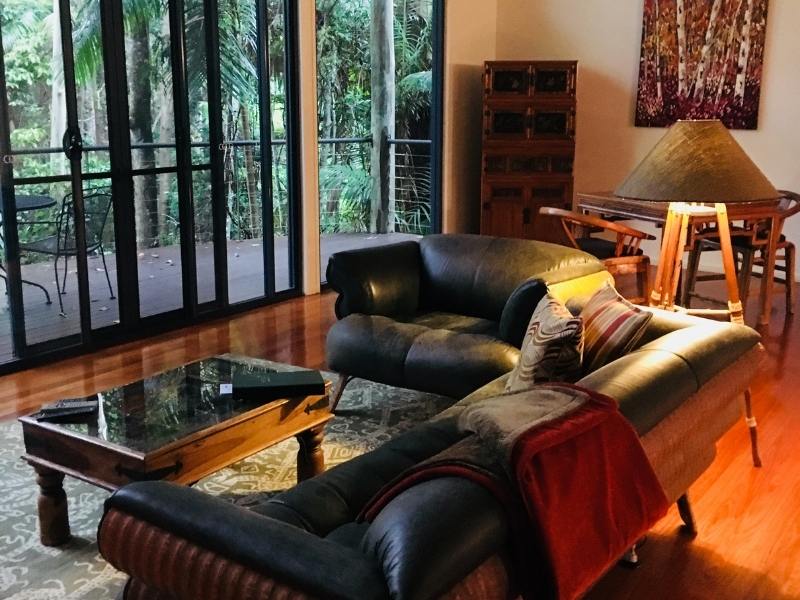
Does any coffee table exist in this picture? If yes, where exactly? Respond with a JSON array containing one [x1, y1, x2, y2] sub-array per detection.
[[18, 354, 332, 546]]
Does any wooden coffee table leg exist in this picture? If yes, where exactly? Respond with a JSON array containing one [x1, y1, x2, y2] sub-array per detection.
[[296, 424, 326, 481], [34, 465, 71, 546]]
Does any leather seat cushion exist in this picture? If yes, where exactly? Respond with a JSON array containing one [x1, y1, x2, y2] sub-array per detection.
[[576, 237, 644, 260], [410, 311, 499, 336], [250, 418, 466, 535], [327, 314, 519, 398]]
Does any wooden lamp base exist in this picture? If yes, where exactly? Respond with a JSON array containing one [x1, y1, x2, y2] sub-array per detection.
[[649, 202, 745, 324], [648, 201, 760, 467]]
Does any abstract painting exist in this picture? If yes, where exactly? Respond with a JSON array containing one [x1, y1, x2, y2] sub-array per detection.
[[635, 0, 770, 129]]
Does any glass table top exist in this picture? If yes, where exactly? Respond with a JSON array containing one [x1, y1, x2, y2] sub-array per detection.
[[36, 355, 313, 454]]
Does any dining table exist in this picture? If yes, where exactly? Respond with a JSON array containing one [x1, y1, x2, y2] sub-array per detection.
[[576, 191, 785, 327]]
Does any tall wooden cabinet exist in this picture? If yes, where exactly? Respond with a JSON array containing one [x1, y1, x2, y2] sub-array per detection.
[[480, 61, 577, 239]]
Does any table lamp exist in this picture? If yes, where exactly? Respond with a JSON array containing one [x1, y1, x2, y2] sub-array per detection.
[[615, 120, 776, 468], [615, 119, 780, 325]]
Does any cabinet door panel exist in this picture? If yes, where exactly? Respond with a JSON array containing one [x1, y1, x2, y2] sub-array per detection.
[[481, 184, 525, 238], [485, 63, 531, 96], [484, 104, 530, 141]]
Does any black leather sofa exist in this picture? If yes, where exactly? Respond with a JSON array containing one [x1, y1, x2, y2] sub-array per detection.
[[98, 304, 763, 600], [325, 234, 611, 401]]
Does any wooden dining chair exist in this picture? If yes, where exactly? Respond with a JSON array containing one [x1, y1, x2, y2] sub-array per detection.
[[683, 191, 798, 317], [539, 207, 655, 304]]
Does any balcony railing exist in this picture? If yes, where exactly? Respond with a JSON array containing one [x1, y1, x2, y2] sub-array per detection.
[[6, 137, 433, 250]]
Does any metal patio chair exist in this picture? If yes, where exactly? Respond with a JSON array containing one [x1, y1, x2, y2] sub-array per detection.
[[18, 189, 116, 314]]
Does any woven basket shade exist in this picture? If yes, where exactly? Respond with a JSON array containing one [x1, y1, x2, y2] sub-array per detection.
[[615, 120, 779, 204]]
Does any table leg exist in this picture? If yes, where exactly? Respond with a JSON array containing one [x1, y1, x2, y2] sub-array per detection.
[[34, 465, 71, 546], [296, 424, 326, 481], [759, 216, 781, 327]]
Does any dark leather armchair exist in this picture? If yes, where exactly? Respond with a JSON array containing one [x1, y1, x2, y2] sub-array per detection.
[[325, 234, 610, 405]]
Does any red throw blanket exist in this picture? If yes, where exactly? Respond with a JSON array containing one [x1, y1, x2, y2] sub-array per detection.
[[360, 384, 669, 600]]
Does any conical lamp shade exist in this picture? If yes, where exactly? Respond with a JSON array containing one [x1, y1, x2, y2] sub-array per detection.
[[615, 120, 779, 203]]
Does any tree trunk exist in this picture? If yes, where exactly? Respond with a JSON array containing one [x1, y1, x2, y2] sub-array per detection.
[[50, 0, 67, 173], [676, 0, 688, 97], [157, 86, 174, 243], [716, 0, 745, 105], [369, 0, 395, 234], [128, 20, 159, 248], [693, 0, 723, 102], [654, 0, 662, 101], [239, 103, 259, 239], [734, 0, 754, 105]]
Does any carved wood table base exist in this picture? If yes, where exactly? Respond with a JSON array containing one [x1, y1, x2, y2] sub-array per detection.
[[34, 465, 71, 547]]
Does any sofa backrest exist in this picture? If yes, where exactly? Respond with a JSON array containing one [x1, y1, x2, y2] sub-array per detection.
[[419, 234, 605, 321]]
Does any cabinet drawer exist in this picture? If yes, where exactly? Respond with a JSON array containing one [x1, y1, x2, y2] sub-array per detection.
[[484, 151, 574, 176], [530, 107, 576, 140], [484, 104, 529, 140], [532, 63, 577, 99], [484, 62, 531, 97]]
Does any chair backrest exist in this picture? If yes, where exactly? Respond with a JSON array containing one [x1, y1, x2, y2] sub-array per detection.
[[57, 189, 113, 253], [776, 190, 800, 221], [539, 206, 655, 257]]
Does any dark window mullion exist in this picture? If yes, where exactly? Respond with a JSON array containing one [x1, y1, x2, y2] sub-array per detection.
[[100, 0, 140, 326], [0, 22, 27, 355], [282, 0, 303, 292], [169, 0, 199, 317], [204, 0, 228, 306], [430, 0, 445, 234], [256, 0, 275, 297], [59, 0, 92, 340]]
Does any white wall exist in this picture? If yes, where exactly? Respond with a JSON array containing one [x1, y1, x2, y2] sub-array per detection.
[[494, 0, 800, 276], [442, 0, 498, 233]]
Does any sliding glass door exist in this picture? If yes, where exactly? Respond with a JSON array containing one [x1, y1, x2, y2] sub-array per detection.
[[315, 0, 444, 281], [0, 0, 301, 369]]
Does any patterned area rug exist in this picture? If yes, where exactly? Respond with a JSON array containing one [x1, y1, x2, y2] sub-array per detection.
[[0, 365, 454, 599]]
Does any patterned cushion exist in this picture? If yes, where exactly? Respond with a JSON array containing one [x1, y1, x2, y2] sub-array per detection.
[[581, 283, 652, 373], [505, 294, 584, 392]]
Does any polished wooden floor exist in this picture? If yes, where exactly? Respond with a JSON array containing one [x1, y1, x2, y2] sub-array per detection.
[[0, 284, 798, 599]]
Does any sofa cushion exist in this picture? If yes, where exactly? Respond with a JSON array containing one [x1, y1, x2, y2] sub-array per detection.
[[498, 278, 549, 348], [419, 234, 604, 321], [327, 315, 429, 389], [410, 311, 499, 336], [327, 314, 519, 398], [250, 419, 466, 536], [581, 283, 652, 372], [505, 294, 583, 392], [405, 329, 519, 398]]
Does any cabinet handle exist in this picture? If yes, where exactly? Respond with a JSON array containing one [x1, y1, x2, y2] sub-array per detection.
[[522, 207, 531, 224]]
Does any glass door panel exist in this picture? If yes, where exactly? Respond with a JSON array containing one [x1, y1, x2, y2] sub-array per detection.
[[123, 0, 184, 318], [1, 1, 87, 355], [219, 0, 267, 304], [71, 0, 119, 329]]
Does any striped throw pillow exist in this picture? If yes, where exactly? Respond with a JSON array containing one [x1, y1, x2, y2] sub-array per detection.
[[581, 283, 652, 373], [505, 293, 584, 392]]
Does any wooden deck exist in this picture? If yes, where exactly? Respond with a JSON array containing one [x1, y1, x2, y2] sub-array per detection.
[[0, 232, 420, 365]]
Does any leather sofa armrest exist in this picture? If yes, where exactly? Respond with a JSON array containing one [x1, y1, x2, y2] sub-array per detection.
[[498, 278, 548, 347], [99, 482, 388, 600], [361, 477, 509, 600], [326, 241, 422, 319]]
